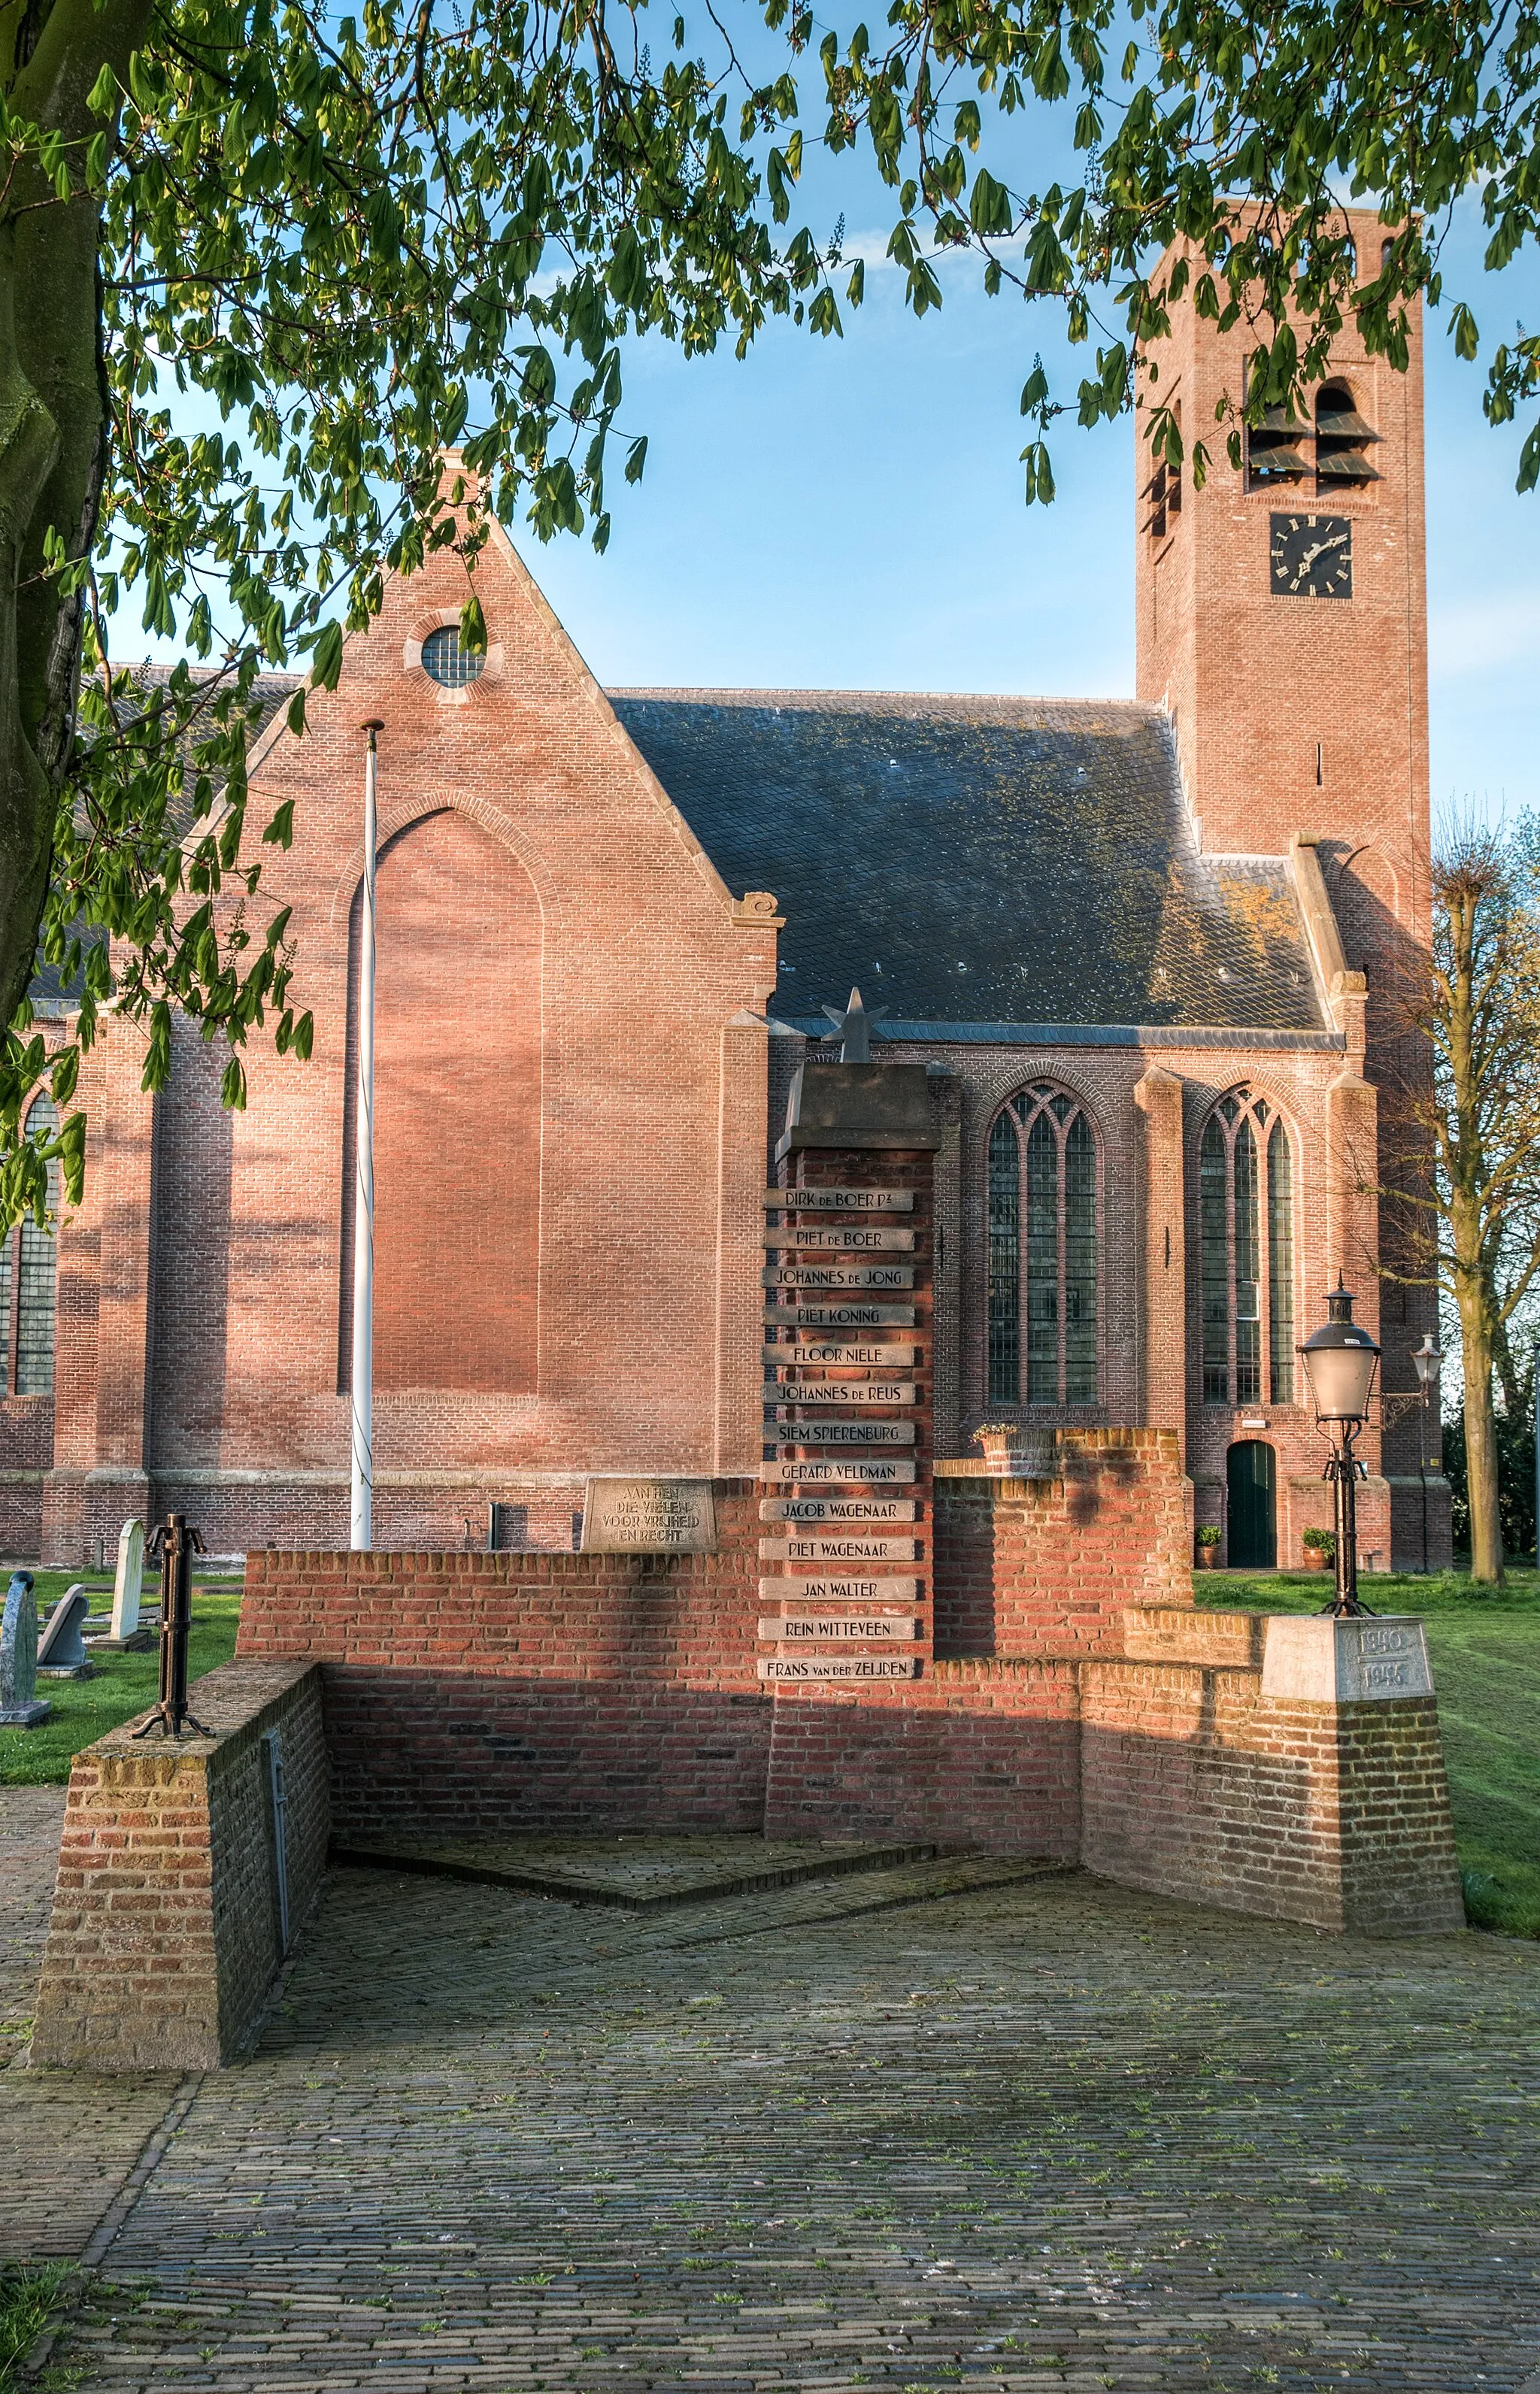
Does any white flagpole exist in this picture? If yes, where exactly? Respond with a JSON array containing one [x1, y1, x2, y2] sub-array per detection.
[[350, 720, 383, 1550]]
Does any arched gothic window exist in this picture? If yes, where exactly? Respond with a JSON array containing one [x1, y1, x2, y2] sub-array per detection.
[[1199, 1089, 1295, 1407], [987, 1085, 1099, 1405], [0, 1096, 59, 1397]]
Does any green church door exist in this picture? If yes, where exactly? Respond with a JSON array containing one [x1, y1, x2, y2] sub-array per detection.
[[1226, 1441, 1276, 1569]]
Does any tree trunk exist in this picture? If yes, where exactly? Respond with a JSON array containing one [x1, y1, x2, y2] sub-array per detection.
[[0, 0, 153, 1032], [1457, 1281, 1504, 1583]]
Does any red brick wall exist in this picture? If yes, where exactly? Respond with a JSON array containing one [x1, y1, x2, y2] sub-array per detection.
[[364, 808, 541, 1393], [933, 1432, 1190, 1660], [1080, 1656, 1464, 1934], [762, 1659, 1081, 1856], [236, 1486, 772, 1837]]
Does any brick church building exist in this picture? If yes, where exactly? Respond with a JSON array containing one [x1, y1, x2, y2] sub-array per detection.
[[11, 210, 1445, 1574]]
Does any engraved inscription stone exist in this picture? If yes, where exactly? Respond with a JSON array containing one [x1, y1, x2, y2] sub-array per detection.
[[758, 1615, 920, 1642], [760, 1536, 920, 1562], [0, 1571, 50, 1726], [1260, 1612, 1434, 1703], [762, 1576, 920, 1603], [764, 1344, 918, 1368], [776, 1420, 917, 1446], [764, 1381, 917, 1406], [763, 1188, 914, 1213], [760, 1498, 917, 1523], [765, 1226, 917, 1253], [759, 1655, 919, 1681], [761, 1459, 917, 1485], [764, 1304, 917, 1327], [581, 1477, 717, 1553], [762, 1264, 914, 1290]]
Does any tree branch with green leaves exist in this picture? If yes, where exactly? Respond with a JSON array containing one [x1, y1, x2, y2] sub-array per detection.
[[0, 0, 1536, 1236]]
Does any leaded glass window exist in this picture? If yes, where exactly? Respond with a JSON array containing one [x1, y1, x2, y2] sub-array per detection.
[[1199, 1089, 1296, 1408], [14, 1097, 57, 1395], [420, 625, 486, 688], [987, 1086, 1100, 1406]]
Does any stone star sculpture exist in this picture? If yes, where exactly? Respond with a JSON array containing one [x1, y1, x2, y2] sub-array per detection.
[[821, 986, 888, 1064]]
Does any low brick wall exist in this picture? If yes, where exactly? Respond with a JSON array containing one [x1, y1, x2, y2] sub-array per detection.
[[933, 1432, 1191, 1660], [763, 1659, 1081, 1855], [1080, 1612, 1464, 1935], [32, 1660, 329, 2070], [230, 1469, 1464, 1941], [236, 1489, 768, 1838]]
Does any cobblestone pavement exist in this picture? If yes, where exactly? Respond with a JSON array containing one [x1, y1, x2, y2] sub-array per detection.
[[1, 1786, 65, 2065], [27, 1854, 1540, 2394], [0, 1786, 181, 2260]]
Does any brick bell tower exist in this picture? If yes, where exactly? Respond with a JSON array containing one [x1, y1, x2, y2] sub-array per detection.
[[1135, 208, 1440, 1556], [1135, 208, 1429, 934]]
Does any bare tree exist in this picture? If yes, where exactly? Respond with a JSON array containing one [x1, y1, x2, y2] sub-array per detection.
[[1386, 822, 1540, 1583]]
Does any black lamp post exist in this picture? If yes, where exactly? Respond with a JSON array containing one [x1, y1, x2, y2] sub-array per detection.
[[1299, 1278, 1381, 1618], [1411, 1333, 1444, 1574]]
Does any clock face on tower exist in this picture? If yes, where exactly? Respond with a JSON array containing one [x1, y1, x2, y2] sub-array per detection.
[[1269, 512, 1353, 598]]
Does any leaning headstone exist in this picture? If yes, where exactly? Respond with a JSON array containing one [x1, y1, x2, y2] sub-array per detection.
[[37, 1583, 93, 1677], [0, 1573, 50, 1726]]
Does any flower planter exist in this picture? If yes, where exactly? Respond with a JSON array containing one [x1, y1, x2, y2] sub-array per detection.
[[973, 1429, 1055, 1479], [1303, 1549, 1332, 1571], [1196, 1547, 1220, 1569]]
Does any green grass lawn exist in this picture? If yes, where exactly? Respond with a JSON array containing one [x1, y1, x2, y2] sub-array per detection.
[[1199, 1565, 1540, 1939], [0, 1573, 242, 1786]]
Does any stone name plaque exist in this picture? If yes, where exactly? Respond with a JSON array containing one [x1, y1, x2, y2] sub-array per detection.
[[760, 1498, 917, 1523], [759, 1615, 920, 1642], [765, 1304, 917, 1328], [1260, 1613, 1434, 1704], [764, 1344, 918, 1368], [763, 1188, 914, 1213], [765, 1227, 916, 1253], [762, 1576, 920, 1603], [761, 1459, 917, 1485], [777, 1420, 917, 1446], [764, 1382, 917, 1407], [762, 1265, 914, 1291], [581, 1477, 717, 1553], [760, 1535, 920, 1562], [759, 1655, 920, 1682]]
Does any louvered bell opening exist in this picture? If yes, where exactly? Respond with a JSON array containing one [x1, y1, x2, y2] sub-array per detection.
[[1315, 406, 1381, 444], [1247, 438, 1311, 481], [1316, 447, 1382, 483]]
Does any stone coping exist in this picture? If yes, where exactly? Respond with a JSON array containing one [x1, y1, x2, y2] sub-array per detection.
[[85, 1657, 317, 1756]]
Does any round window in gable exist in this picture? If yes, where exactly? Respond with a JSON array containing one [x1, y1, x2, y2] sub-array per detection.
[[420, 624, 486, 689]]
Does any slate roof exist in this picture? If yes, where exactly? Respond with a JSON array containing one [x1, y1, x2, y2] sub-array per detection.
[[611, 690, 1329, 1038]]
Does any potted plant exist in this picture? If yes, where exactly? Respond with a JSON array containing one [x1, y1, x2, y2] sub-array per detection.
[[972, 1423, 1054, 1477], [1302, 1526, 1335, 1571], [1195, 1526, 1222, 1568]]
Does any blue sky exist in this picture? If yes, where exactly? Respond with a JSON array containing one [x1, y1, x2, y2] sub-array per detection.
[[524, 194, 1538, 827]]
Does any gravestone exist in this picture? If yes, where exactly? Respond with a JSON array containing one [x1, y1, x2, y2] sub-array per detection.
[[37, 1584, 94, 1677], [0, 1572, 50, 1726], [89, 1518, 153, 1651], [113, 1518, 145, 1637]]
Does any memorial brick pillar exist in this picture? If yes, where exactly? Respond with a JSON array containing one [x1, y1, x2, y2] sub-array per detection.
[[758, 1046, 940, 1688]]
